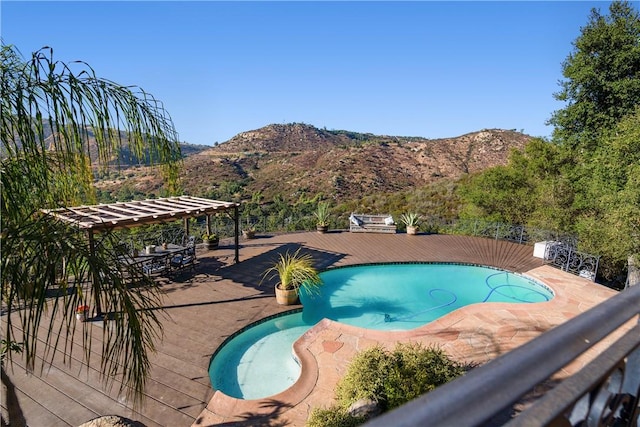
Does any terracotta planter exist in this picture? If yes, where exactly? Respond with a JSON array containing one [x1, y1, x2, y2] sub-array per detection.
[[406, 226, 418, 235], [275, 284, 299, 305], [243, 230, 256, 239], [316, 225, 328, 233]]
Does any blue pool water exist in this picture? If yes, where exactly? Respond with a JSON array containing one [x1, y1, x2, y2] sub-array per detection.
[[209, 263, 553, 399]]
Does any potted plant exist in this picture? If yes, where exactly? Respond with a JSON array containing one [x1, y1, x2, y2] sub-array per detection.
[[400, 212, 421, 235], [242, 226, 256, 240], [202, 233, 219, 249], [313, 201, 330, 233], [262, 248, 323, 305], [76, 305, 90, 322]]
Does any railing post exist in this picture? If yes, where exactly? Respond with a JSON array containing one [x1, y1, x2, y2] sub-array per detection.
[[565, 245, 573, 272]]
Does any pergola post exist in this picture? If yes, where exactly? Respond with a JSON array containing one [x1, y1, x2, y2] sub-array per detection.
[[206, 214, 212, 236], [183, 217, 189, 238], [234, 205, 240, 263], [87, 230, 103, 317]]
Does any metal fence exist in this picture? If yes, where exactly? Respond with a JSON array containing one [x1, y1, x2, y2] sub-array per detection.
[[544, 241, 600, 281], [442, 219, 600, 281], [442, 218, 574, 245], [111, 214, 601, 281]]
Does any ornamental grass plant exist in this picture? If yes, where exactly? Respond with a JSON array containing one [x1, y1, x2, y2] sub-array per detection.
[[313, 201, 331, 227], [262, 248, 323, 294]]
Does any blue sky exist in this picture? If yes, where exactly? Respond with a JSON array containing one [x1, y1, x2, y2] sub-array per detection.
[[1, 1, 618, 145]]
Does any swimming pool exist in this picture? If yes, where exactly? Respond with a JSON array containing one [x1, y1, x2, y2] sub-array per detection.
[[209, 263, 553, 399]]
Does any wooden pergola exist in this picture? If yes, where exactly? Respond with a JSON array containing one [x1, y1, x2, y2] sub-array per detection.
[[43, 196, 241, 261], [43, 196, 241, 316], [43, 196, 240, 251]]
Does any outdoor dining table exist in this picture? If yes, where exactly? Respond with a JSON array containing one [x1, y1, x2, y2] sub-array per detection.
[[141, 244, 188, 273], [142, 243, 186, 258], [116, 243, 188, 276]]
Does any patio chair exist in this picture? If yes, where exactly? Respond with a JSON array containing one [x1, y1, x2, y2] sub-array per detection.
[[182, 235, 196, 247], [170, 253, 184, 271], [182, 244, 196, 268], [169, 250, 197, 273], [143, 257, 168, 276]]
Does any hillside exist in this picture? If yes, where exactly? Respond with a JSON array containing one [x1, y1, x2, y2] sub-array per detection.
[[96, 123, 532, 204], [179, 123, 531, 201]]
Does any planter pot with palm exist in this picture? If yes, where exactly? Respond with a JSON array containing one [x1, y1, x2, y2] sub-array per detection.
[[242, 228, 256, 239], [202, 233, 219, 249], [314, 201, 330, 233], [401, 212, 421, 235], [262, 249, 323, 305]]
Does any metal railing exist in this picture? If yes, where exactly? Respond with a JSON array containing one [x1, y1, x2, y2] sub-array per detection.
[[364, 283, 640, 427], [442, 218, 575, 245], [544, 241, 600, 281], [109, 214, 602, 281], [443, 219, 600, 281]]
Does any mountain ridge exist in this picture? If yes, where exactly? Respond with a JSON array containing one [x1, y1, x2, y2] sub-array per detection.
[[171, 122, 532, 202]]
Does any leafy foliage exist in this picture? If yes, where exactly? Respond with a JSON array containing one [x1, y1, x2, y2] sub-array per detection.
[[307, 407, 365, 427], [313, 201, 331, 226], [335, 343, 464, 411], [548, 1, 640, 151], [574, 107, 640, 282], [308, 343, 465, 426], [457, 139, 574, 230], [400, 212, 420, 227], [1, 43, 182, 417]]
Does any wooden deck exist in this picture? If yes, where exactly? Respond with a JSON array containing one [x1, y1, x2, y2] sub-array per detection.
[[1, 231, 619, 426]]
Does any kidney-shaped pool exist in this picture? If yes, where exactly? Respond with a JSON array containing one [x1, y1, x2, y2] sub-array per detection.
[[209, 263, 553, 399]]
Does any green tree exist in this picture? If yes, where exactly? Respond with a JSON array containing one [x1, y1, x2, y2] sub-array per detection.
[[548, 0, 640, 151], [457, 164, 532, 224], [457, 139, 573, 230], [458, 1, 640, 286], [1, 45, 182, 425], [575, 108, 640, 286], [546, 0, 640, 286]]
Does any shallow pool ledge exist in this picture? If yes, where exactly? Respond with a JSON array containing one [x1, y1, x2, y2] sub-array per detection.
[[204, 319, 329, 419], [202, 291, 561, 421]]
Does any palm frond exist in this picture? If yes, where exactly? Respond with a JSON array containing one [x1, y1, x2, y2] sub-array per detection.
[[1, 43, 180, 410]]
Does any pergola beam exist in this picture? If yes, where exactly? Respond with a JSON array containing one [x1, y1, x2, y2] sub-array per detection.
[[42, 196, 240, 233]]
